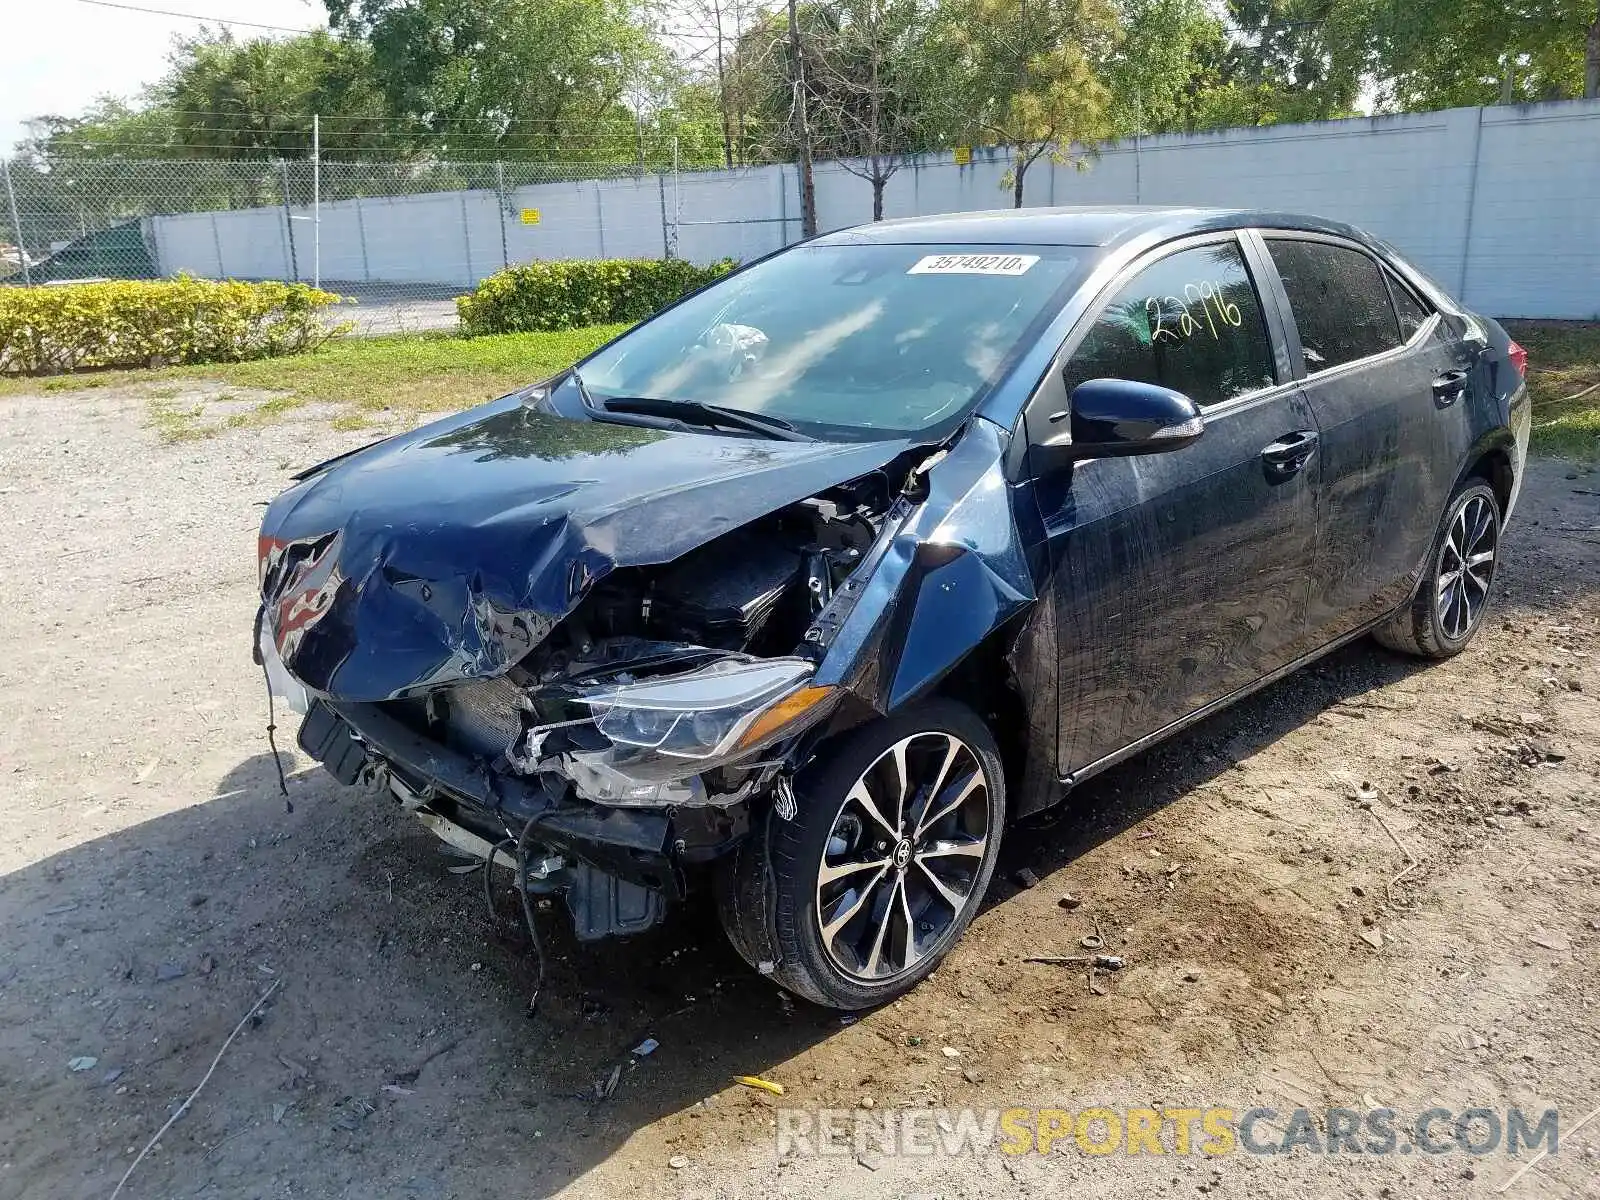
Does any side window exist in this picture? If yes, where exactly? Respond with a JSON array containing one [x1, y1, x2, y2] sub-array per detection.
[[1266, 238, 1402, 372], [1062, 240, 1276, 407], [1385, 268, 1432, 342]]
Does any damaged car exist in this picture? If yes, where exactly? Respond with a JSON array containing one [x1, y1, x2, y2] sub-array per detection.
[[258, 207, 1530, 1009]]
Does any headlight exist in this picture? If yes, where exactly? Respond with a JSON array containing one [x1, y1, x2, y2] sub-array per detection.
[[578, 657, 836, 762]]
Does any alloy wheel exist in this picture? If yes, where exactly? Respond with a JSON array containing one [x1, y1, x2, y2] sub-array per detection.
[[1436, 492, 1498, 640], [813, 731, 991, 984]]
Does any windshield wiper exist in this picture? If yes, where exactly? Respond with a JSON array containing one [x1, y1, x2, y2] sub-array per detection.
[[569, 368, 597, 409], [600, 395, 813, 441]]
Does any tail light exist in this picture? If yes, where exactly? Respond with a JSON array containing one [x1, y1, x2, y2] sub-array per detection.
[[1507, 340, 1528, 379]]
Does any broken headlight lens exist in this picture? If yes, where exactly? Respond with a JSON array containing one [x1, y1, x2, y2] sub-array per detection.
[[578, 657, 832, 761]]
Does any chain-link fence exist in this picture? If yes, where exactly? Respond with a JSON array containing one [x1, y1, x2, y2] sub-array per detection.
[[0, 152, 802, 331], [8, 100, 1600, 325]]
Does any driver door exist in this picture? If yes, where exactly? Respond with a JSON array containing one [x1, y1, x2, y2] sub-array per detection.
[[1023, 234, 1324, 777]]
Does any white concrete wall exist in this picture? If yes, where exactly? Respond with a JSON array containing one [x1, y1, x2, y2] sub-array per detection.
[[812, 101, 1600, 319], [1463, 103, 1600, 319], [147, 99, 1600, 319]]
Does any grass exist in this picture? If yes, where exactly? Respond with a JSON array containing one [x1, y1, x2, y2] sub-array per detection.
[[0, 324, 629, 423], [4, 318, 1597, 459], [1504, 321, 1600, 459], [147, 397, 207, 443], [147, 392, 311, 444]]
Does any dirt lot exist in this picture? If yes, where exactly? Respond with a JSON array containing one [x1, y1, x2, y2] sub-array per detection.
[[1, 385, 1597, 1200]]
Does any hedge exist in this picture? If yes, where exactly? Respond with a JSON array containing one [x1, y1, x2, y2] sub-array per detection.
[[0, 278, 347, 374], [456, 257, 736, 336]]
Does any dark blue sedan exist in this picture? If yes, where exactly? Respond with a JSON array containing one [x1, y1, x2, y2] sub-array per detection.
[[259, 207, 1531, 1009]]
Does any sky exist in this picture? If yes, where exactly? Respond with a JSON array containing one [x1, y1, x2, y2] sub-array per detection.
[[0, 0, 326, 154]]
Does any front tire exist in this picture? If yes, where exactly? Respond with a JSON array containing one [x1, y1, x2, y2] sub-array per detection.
[[718, 699, 1005, 1009], [1374, 478, 1501, 659]]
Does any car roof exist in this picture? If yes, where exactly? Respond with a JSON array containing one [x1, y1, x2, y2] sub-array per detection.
[[812, 205, 1371, 251]]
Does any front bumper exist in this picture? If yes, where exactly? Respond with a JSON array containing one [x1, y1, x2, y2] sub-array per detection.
[[296, 700, 751, 920]]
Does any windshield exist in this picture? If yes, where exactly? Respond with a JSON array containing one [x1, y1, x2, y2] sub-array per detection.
[[577, 242, 1085, 441]]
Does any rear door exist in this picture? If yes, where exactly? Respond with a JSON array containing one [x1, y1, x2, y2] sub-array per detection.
[[1024, 234, 1323, 777], [1255, 234, 1473, 643]]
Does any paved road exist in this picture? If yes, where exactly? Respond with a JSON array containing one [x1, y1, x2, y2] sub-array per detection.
[[326, 280, 463, 336]]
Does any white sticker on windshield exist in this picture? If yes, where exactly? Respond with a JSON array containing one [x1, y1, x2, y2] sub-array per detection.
[[907, 253, 1039, 276]]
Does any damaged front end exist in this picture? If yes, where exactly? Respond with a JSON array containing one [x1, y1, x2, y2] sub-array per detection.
[[259, 400, 1036, 945]]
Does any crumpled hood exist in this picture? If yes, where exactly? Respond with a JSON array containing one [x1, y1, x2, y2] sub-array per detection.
[[259, 396, 913, 702]]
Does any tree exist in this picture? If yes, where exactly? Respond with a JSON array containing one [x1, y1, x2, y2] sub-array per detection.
[[1098, 0, 1230, 135], [1365, 0, 1596, 109], [1590, 0, 1600, 97], [721, 2, 832, 230], [9, 30, 401, 227], [807, 0, 931, 219], [708, 0, 739, 166], [649, 79, 743, 167], [1199, 0, 1370, 127], [325, 0, 671, 158], [927, 0, 1118, 207], [15, 31, 388, 161], [165, 31, 389, 157], [665, 0, 762, 166], [787, 0, 820, 235], [734, 1, 930, 219], [13, 97, 177, 158]]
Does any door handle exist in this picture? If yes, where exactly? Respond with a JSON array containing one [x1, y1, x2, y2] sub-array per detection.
[[1432, 369, 1469, 405], [1261, 429, 1318, 476]]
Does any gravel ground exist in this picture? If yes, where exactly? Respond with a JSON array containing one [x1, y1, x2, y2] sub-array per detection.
[[0, 384, 1597, 1200]]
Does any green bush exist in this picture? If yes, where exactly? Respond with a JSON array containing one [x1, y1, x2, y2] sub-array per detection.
[[456, 257, 736, 336], [0, 277, 348, 374]]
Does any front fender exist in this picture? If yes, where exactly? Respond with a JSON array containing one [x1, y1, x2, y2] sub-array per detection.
[[809, 417, 1036, 713]]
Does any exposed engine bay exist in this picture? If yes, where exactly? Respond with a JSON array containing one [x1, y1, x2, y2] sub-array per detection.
[[397, 474, 889, 805]]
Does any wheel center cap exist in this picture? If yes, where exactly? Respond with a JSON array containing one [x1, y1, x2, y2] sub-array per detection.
[[892, 839, 914, 869]]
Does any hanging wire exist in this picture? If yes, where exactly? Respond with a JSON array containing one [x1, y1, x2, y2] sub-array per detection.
[[72, 0, 318, 33], [474, 822, 548, 1017], [260, 660, 292, 814], [514, 816, 547, 1016]]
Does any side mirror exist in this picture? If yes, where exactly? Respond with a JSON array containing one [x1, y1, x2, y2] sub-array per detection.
[[1038, 378, 1204, 465]]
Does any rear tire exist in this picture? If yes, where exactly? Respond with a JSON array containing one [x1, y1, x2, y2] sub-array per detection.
[[717, 699, 1005, 1010], [1374, 479, 1501, 660]]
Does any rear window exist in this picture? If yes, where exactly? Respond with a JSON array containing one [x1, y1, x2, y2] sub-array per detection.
[[1385, 268, 1432, 341], [1266, 239, 1402, 373]]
